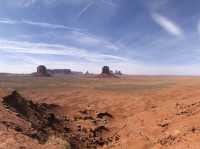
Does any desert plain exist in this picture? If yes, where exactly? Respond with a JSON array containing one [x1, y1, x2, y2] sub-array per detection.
[[0, 75, 200, 148]]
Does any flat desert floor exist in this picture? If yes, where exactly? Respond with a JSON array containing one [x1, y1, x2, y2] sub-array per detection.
[[0, 75, 200, 149]]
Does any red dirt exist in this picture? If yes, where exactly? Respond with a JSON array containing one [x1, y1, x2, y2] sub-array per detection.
[[1, 76, 200, 148]]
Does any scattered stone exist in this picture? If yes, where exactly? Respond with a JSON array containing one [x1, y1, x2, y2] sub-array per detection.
[[158, 134, 177, 146], [176, 101, 200, 116], [93, 126, 109, 136], [97, 112, 113, 119], [158, 119, 170, 128]]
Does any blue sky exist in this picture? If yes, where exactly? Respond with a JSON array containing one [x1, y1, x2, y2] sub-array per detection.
[[1, 0, 200, 75]]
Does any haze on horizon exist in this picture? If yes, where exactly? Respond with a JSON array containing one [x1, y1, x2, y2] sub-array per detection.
[[0, 0, 200, 75]]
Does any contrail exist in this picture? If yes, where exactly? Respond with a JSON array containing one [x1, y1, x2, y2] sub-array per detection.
[[78, 1, 95, 17]]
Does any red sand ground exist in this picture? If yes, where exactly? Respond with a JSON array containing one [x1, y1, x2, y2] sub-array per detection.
[[1, 76, 200, 148]]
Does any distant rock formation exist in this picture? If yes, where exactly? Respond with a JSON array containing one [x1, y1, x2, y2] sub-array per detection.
[[84, 71, 95, 77], [85, 71, 90, 75], [37, 65, 46, 73], [71, 71, 83, 75], [47, 69, 71, 75], [102, 66, 111, 74], [34, 65, 50, 77], [115, 70, 122, 75], [32, 66, 83, 77], [97, 66, 118, 78]]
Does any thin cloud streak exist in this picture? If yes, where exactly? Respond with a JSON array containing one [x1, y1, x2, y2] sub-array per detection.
[[0, 18, 85, 31], [78, 1, 95, 17], [151, 13, 183, 36]]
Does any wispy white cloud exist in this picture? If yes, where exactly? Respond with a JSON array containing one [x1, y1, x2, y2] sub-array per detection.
[[0, 39, 127, 62], [5, 0, 65, 7], [67, 31, 120, 51], [145, 0, 169, 11], [0, 18, 85, 32], [151, 13, 183, 36], [101, 0, 117, 7], [78, 1, 95, 17], [0, 18, 16, 24], [197, 20, 200, 34], [21, 0, 37, 7], [10, 0, 35, 7], [11, 0, 117, 8]]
